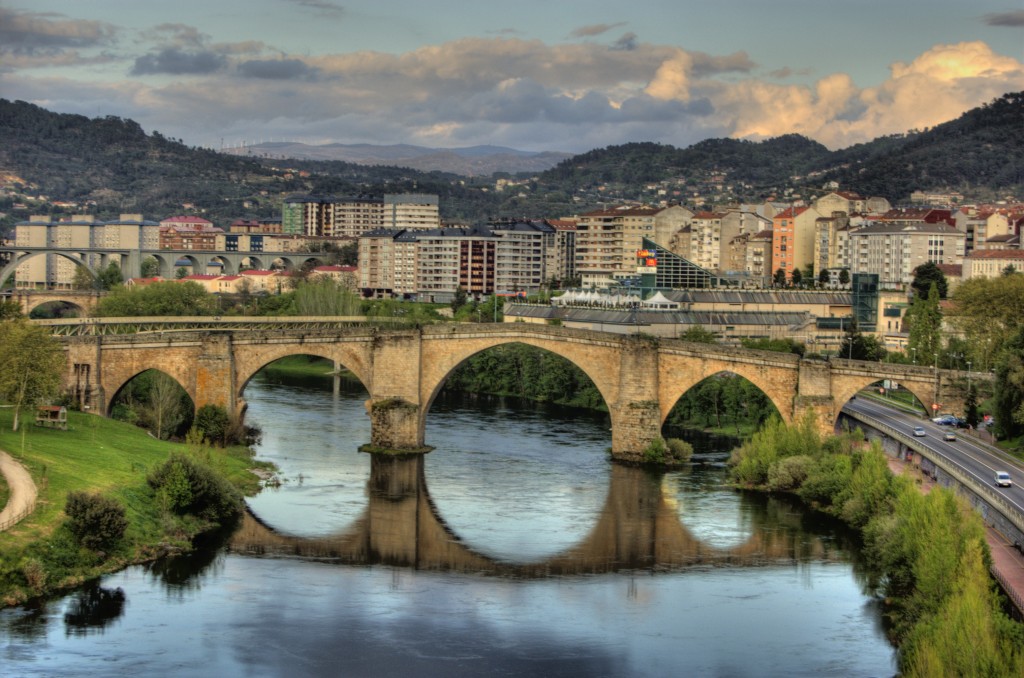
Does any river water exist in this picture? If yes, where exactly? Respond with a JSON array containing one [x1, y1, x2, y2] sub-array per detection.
[[0, 367, 896, 677]]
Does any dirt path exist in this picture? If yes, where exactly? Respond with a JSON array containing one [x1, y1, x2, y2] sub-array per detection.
[[0, 449, 38, 530]]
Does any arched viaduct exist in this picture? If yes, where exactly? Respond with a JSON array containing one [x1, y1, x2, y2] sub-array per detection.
[[59, 322, 972, 463]]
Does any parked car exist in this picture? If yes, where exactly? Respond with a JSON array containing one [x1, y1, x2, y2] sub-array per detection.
[[943, 431, 956, 442], [996, 472, 1013, 487], [913, 426, 927, 437]]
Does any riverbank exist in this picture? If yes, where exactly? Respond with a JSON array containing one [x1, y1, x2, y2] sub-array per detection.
[[0, 409, 269, 607]]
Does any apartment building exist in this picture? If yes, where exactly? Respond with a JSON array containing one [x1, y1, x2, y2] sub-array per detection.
[[14, 214, 160, 288], [489, 220, 553, 293], [745, 230, 774, 280], [544, 219, 577, 285], [813, 212, 851, 275], [575, 205, 690, 288], [358, 228, 419, 298], [953, 207, 1012, 254], [772, 206, 821, 280], [963, 249, 1024, 279], [848, 222, 965, 287], [384, 194, 440, 230], [159, 216, 222, 250], [415, 227, 495, 301]]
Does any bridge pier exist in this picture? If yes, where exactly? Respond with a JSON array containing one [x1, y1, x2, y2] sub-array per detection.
[[364, 397, 432, 453], [194, 334, 237, 414]]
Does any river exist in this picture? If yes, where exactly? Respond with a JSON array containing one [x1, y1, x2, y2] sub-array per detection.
[[0, 367, 896, 677]]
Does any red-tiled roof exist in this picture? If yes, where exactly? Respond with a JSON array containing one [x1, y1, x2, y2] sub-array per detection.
[[966, 249, 1024, 259], [241, 269, 277, 276], [161, 216, 213, 224]]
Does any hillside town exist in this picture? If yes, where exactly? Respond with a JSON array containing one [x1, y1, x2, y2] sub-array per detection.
[[3, 187, 1022, 355]]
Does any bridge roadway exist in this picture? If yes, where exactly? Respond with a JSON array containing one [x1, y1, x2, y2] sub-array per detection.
[[53, 319, 976, 462], [229, 455, 841, 575], [842, 398, 1024, 615]]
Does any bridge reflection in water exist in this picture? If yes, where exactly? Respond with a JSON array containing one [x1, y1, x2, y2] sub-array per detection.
[[230, 455, 845, 576]]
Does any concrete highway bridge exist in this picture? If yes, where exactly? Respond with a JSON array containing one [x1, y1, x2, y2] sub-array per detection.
[[0, 245, 332, 284], [52, 319, 977, 462], [229, 455, 841, 575]]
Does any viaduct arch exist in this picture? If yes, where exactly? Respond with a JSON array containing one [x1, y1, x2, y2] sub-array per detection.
[[58, 322, 975, 463]]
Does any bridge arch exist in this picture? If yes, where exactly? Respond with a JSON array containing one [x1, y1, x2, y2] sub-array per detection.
[[0, 250, 97, 287], [107, 368, 196, 439], [206, 254, 235, 275], [830, 374, 930, 420], [658, 351, 798, 428], [28, 299, 86, 318], [233, 343, 373, 404], [661, 371, 781, 436], [420, 337, 617, 430]]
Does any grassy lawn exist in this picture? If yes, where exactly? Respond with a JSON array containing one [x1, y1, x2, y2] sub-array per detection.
[[0, 464, 8, 511], [0, 408, 266, 605]]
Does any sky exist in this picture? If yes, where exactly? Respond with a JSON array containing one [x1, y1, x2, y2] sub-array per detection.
[[1, 0, 1023, 154]]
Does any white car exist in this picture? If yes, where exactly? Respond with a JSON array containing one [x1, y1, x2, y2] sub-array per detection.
[[912, 426, 926, 437], [996, 472, 1013, 487]]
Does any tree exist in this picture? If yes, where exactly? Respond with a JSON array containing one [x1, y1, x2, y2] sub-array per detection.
[[790, 268, 803, 288], [97, 261, 123, 290], [65, 492, 128, 551], [949, 274, 1024, 370], [992, 327, 1024, 440], [450, 286, 468, 314], [818, 268, 831, 287], [72, 265, 96, 291], [773, 268, 787, 287], [0, 300, 22, 320], [140, 256, 160, 278], [680, 325, 717, 343], [96, 281, 216, 317], [839, 315, 887, 361], [838, 269, 850, 287], [1003, 264, 1018, 277], [911, 261, 948, 300], [175, 267, 188, 279], [906, 282, 942, 367], [147, 371, 186, 440], [963, 383, 980, 429], [0, 319, 65, 431]]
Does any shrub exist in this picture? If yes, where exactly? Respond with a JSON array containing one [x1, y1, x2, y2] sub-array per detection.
[[194, 404, 231, 445], [148, 453, 242, 523], [766, 454, 813, 491], [64, 492, 128, 551], [665, 438, 694, 463]]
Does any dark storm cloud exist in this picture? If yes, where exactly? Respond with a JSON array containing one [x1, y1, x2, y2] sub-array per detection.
[[571, 22, 627, 38], [282, 0, 345, 17], [611, 32, 638, 51], [237, 58, 320, 80], [0, 8, 116, 52], [131, 48, 228, 75], [983, 10, 1024, 27]]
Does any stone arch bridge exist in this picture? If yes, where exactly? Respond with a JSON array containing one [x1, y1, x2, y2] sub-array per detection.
[[58, 321, 973, 462]]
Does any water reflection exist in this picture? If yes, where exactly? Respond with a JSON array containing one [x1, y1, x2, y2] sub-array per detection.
[[230, 455, 855, 575], [62, 583, 125, 636]]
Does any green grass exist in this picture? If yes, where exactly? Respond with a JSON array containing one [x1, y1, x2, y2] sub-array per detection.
[[0, 465, 8, 511], [0, 409, 265, 605], [259, 355, 345, 379]]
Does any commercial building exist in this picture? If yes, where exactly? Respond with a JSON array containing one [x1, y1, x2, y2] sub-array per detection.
[[848, 221, 965, 287], [575, 205, 691, 288], [963, 249, 1024, 279]]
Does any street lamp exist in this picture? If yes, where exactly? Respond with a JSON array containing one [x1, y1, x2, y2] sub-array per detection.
[[910, 347, 917, 365], [966, 360, 972, 393]]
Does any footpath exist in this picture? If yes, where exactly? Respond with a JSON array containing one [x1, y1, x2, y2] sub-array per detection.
[[888, 456, 1024, 617], [0, 449, 38, 530]]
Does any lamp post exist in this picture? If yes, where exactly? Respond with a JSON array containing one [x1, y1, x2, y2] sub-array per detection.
[[966, 360, 972, 393], [910, 347, 917, 365]]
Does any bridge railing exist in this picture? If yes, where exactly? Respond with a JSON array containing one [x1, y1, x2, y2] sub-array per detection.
[[845, 409, 1024, 534], [34, 316, 407, 336]]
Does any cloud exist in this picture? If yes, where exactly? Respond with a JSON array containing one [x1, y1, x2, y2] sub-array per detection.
[[131, 49, 228, 75], [571, 23, 627, 38], [2, 35, 1021, 154], [611, 33, 638, 51], [237, 59, 321, 80], [282, 0, 345, 17], [984, 10, 1024, 27], [0, 8, 116, 53]]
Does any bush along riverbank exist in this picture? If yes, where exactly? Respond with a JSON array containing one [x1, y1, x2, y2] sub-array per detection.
[[0, 409, 271, 607], [729, 414, 1024, 676]]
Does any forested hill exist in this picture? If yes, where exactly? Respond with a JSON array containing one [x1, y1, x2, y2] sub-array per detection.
[[0, 92, 1020, 229], [537, 91, 1024, 201]]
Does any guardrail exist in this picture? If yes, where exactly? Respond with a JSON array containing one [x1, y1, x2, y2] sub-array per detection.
[[844, 409, 1024, 535], [33, 316, 407, 336]]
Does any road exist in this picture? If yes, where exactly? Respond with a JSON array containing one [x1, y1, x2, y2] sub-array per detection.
[[843, 397, 1024, 517]]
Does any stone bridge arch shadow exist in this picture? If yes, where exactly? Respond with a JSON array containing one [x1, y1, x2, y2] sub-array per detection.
[[835, 377, 929, 420], [28, 299, 86, 319], [419, 337, 617, 449], [107, 368, 196, 440]]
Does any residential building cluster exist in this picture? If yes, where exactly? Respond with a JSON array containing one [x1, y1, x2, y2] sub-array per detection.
[[6, 189, 1023, 299]]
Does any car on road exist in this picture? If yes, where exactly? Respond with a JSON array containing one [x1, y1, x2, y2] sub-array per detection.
[[932, 415, 956, 425], [913, 426, 927, 437], [996, 472, 1013, 487], [943, 431, 957, 441]]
